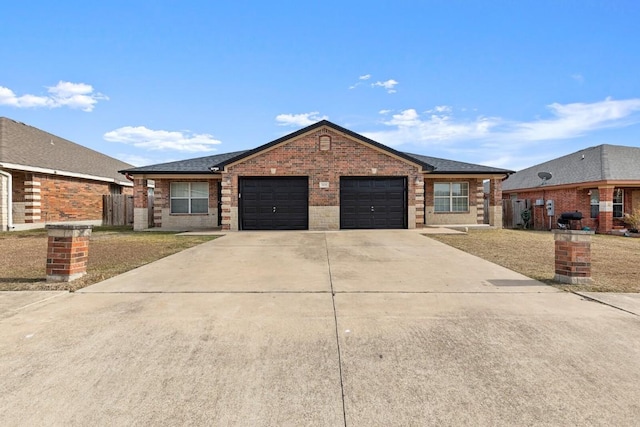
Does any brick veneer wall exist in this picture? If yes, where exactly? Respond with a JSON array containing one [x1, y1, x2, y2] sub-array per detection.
[[6, 170, 130, 225], [38, 174, 111, 222], [423, 178, 484, 225], [221, 128, 423, 231], [151, 179, 220, 229], [503, 186, 636, 233]]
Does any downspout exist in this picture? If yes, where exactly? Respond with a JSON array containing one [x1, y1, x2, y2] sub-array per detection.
[[0, 169, 13, 231]]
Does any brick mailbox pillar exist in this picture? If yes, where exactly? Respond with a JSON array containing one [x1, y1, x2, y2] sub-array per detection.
[[46, 224, 92, 282], [553, 230, 594, 285]]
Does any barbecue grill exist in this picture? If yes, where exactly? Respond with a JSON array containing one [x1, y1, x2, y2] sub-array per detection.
[[557, 211, 583, 230]]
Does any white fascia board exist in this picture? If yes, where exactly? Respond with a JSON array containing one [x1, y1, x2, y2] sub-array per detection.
[[0, 162, 132, 187]]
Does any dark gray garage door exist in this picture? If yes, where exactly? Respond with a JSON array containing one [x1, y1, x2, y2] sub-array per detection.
[[239, 177, 308, 230], [340, 177, 407, 229]]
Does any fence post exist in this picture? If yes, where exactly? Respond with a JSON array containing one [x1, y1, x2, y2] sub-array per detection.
[[46, 224, 92, 282], [553, 229, 594, 285]]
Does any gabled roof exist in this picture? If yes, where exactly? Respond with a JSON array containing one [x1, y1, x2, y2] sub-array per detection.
[[502, 144, 640, 191], [0, 117, 133, 185], [121, 120, 513, 176], [211, 120, 435, 171]]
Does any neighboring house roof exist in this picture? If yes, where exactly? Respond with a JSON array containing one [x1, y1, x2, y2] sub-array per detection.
[[121, 120, 513, 176], [502, 144, 640, 191], [0, 117, 133, 185]]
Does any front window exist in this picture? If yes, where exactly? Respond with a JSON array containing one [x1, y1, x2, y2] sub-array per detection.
[[613, 188, 624, 218], [590, 189, 599, 219], [171, 182, 208, 214], [434, 182, 469, 212]]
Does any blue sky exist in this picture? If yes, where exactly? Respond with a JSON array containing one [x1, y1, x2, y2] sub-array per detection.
[[1, 1, 639, 171]]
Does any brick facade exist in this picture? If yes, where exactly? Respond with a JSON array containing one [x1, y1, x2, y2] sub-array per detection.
[[424, 178, 486, 226], [503, 185, 637, 233], [125, 123, 509, 231], [2, 169, 132, 230], [148, 179, 220, 229], [220, 128, 423, 231]]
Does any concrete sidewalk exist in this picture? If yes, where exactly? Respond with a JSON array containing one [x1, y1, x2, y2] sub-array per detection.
[[2, 230, 639, 426]]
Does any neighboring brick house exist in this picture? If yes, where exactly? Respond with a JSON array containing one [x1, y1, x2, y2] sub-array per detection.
[[122, 120, 512, 231], [0, 117, 133, 231], [502, 144, 640, 234]]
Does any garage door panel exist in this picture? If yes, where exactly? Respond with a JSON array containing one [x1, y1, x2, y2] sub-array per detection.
[[340, 177, 407, 229], [240, 177, 308, 230]]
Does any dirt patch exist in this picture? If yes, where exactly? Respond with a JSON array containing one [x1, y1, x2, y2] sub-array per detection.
[[0, 228, 220, 292], [427, 229, 639, 293]]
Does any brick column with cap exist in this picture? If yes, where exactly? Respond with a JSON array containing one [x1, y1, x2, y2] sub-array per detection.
[[553, 229, 594, 285], [46, 224, 92, 282]]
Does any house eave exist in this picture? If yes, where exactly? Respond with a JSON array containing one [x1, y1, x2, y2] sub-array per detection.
[[1, 162, 133, 187]]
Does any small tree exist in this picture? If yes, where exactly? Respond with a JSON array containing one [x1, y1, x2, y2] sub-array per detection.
[[623, 208, 640, 232]]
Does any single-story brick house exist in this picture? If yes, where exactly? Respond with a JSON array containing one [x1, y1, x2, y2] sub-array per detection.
[[122, 120, 512, 231], [502, 144, 640, 233], [0, 117, 134, 231]]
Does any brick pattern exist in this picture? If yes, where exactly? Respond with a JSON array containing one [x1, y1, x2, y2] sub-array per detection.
[[424, 178, 484, 225], [133, 179, 149, 209], [7, 170, 130, 225], [24, 179, 41, 223], [38, 174, 111, 222], [503, 185, 635, 233], [46, 228, 91, 281], [220, 128, 423, 230], [150, 179, 220, 229], [553, 231, 592, 284]]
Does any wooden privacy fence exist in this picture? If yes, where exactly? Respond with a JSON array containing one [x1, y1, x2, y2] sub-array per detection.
[[502, 199, 532, 229], [102, 194, 134, 226]]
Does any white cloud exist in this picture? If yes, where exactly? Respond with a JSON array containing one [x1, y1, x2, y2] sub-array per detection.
[[506, 97, 640, 141], [363, 97, 640, 170], [104, 126, 221, 152], [364, 98, 640, 148], [0, 81, 107, 112], [372, 79, 399, 93], [379, 109, 391, 115], [363, 108, 498, 146], [275, 111, 328, 127], [359, 74, 371, 80], [571, 73, 585, 84], [118, 154, 155, 167]]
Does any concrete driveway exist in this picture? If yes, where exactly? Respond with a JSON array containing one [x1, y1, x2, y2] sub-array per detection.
[[1, 230, 639, 426]]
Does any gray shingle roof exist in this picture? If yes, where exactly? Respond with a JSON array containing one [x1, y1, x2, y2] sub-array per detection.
[[121, 151, 248, 174], [122, 120, 513, 176], [405, 153, 513, 174], [0, 117, 133, 185], [502, 144, 640, 191]]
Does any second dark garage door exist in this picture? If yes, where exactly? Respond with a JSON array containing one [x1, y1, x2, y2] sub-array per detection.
[[340, 177, 407, 229], [239, 177, 308, 230]]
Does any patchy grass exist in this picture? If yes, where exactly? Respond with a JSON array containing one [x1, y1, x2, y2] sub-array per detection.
[[0, 226, 220, 292], [427, 229, 640, 293]]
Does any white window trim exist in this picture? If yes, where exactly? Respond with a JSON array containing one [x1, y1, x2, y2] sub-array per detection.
[[170, 182, 209, 214], [613, 188, 624, 218], [434, 182, 469, 213]]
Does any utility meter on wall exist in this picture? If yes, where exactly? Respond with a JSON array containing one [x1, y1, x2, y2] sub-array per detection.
[[545, 199, 555, 216]]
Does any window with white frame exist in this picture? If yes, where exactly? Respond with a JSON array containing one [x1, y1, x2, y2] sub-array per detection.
[[170, 182, 209, 214], [434, 182, 469, 212], [613, 188, 624, 218], [590, 189, 599, 219]]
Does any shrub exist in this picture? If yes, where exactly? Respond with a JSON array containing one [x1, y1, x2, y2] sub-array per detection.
[[623, 208, 640, 232]]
